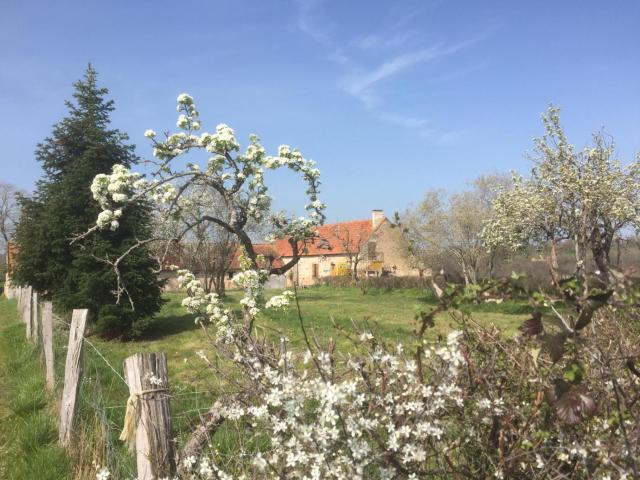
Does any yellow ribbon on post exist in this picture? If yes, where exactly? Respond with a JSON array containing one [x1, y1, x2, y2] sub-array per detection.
[[119, 389, 167, 451]]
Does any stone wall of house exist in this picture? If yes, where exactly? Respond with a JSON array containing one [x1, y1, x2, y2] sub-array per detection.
[[283, 254, 352, 287], [367, 219, 420, 276]]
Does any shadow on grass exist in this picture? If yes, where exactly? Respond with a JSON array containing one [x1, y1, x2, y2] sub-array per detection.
[[142, 312, 198, 340]]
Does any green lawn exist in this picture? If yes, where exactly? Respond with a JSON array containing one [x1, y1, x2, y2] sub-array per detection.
[[91, 286, 532, 387], [0, 298, 71, 480]]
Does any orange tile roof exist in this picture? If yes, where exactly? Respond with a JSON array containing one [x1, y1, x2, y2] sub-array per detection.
[[273, 219, 374, 257], [160, 218, 378, 272]]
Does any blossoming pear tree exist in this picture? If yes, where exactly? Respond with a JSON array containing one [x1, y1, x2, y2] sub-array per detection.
[[84, 93, 325, 329], [483, 105, 640, 288]]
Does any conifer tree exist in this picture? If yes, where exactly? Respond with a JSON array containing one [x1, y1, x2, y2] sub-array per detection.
[[13, 65, 163, 338]]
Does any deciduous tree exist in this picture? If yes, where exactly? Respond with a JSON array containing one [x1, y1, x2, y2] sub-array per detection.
[[403, 178, 505, 285], [331, 223, 369, 281], [483, 106, 640, 288], [0, 182, 21, 255]]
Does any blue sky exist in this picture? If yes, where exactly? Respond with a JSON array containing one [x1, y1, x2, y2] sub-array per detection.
[[1, 0, 639, 221]]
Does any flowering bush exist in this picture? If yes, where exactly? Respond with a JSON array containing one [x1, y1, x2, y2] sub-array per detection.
[[172, 274, 639, 479]]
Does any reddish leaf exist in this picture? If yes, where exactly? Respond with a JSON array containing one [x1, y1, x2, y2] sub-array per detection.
[[540, 332, 568, 363], [556, 385, 597, 424], [520, 311, 543, 336]]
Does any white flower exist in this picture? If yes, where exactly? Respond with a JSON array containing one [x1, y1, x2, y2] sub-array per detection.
[[182, 455, 197, 470], [177, 114, 189, 129], [96, 467, 110, 480], [144, 129, 156, 138], [253, 453, 268, 471], [359, 332, 374, 342], [177, 93, 194, 105]]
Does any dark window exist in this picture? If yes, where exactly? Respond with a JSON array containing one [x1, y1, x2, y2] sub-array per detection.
[[368, 241, 377, 259], [312, 263, 319, 278]]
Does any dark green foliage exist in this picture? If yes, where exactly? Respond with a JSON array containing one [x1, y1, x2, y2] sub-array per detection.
[[12, 65, 163, 338]]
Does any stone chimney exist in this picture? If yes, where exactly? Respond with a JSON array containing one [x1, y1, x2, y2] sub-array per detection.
[[371, 209, 385, 229]]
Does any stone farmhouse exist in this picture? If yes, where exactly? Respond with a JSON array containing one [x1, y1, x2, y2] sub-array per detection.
[[270, 210, 420, 287], [165, 210, 421, 290]]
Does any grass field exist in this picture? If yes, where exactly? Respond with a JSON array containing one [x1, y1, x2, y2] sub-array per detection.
[[91, 286, 532, 386], [0, 297, 71, 479], [0, 286, 531, 478]]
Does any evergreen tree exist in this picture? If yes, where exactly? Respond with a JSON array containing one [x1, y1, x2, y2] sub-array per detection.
[[13, 65, 163, 338]]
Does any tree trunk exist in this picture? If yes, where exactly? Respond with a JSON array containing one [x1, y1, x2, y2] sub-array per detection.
[[213, 271, 226, 296], [548, 238, 560, 287], [488, 249, 496, 280], [176, 396, 238, 478], [614, 237, 622, 267], [352, 257, 360, 281], [590, 227, 611, 284], [460, 258, 470, 286]]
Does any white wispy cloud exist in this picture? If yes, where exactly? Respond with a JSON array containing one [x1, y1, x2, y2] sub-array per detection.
[[353, 31, 413, 51], [377, 112, 464, 145], [296, 0, 331, 46], [341, 39, 477, 106], [376, 112, 430, 129], [293, 0, 484, 143]]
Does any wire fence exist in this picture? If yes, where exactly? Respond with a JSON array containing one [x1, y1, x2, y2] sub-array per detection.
[[3, 281, 221, 480]]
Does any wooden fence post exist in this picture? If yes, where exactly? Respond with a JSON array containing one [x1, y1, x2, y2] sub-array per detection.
[[24, 286, 32, 338], [42, 302, 55, 391], [32, 291, 39, 344], [122, 352, 175, 480], [17, 287, 23, 318], [59, 309, 88, 447]]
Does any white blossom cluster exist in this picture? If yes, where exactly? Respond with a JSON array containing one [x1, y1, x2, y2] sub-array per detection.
[[175, 264, 296, 343], [175, 307, 640, 480], [88, 93, 325, 266], [232, 269, 267, 313], [264, 290, 295, 310], [181, 331, 472, 479], [175, 269, 236, 341], [90, 164, 145, 229], [91, 164, 143, 209]]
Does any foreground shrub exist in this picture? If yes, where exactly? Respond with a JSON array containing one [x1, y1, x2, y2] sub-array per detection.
[[168, 272, 640, 479]]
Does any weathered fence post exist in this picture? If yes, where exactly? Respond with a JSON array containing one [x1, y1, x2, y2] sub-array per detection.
[[59, 309, 88, 447], [24, 286, 33, 338], [17, 287, 23, 319], [122, 352, 175, 480], [4, 273, 12, 299], [42, 302, 55, 391], [32, 291, 39, 343]]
